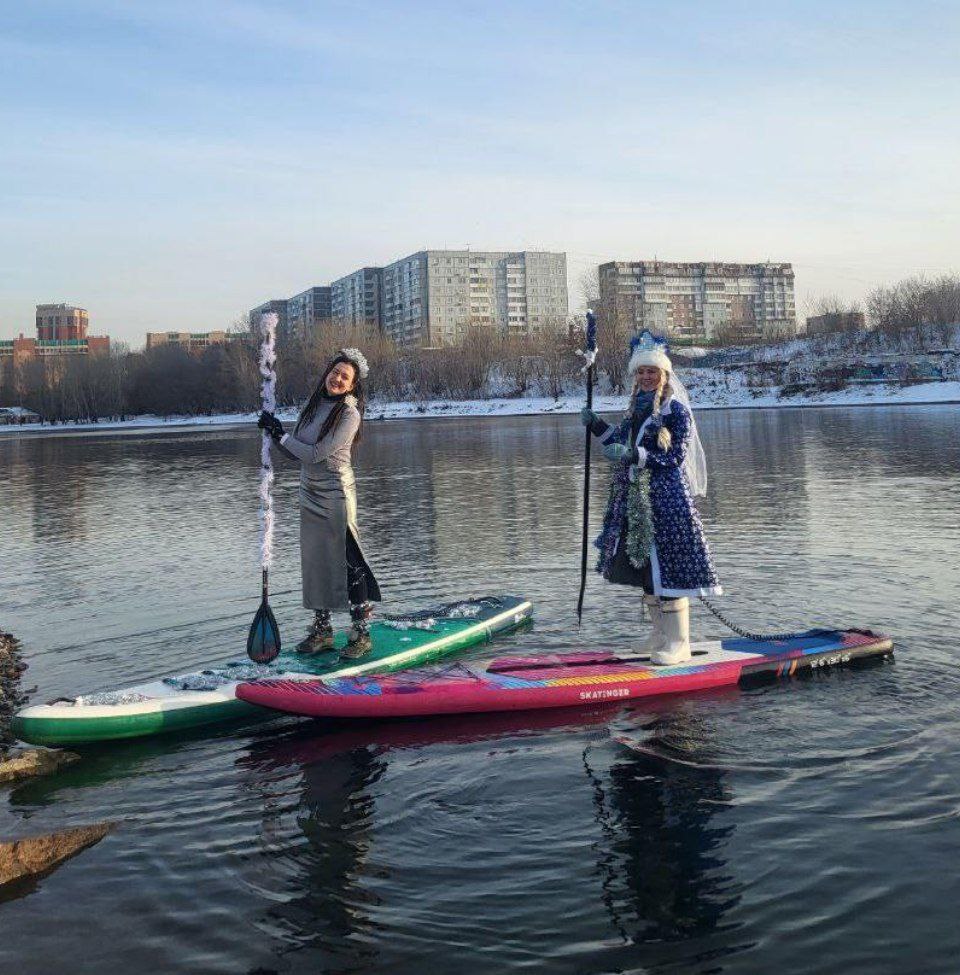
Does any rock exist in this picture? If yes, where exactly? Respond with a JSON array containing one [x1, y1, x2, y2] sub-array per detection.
[[0, 822, 114, 887], [0, 748, 81, 785]]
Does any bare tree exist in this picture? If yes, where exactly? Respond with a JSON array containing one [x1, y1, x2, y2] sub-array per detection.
[[868, 274, 960, 337], [577, 266, 600, 311], [595, 307, 635, 393]]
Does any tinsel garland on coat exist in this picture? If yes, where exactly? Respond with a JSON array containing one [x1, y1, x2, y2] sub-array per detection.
[[597, 464, 655, 573], [593, 397, 721, 598]]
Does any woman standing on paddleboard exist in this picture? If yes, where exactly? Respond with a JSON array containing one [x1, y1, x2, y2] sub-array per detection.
[[581, 331, 720, 665], [258, 349, 381, 659]]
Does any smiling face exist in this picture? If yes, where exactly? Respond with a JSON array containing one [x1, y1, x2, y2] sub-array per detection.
[[635, 365, 665, 393], [324, 360, 357, 396]]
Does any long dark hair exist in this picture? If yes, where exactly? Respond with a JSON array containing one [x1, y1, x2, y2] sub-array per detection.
[[295, 355, 366, 448]]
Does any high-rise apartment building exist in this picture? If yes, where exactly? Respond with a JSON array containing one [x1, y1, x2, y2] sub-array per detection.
[[286, 287, 332, 339], [380, 250, 568, 348], [330, 268, 382, 326], [598, 261, 796, 344]]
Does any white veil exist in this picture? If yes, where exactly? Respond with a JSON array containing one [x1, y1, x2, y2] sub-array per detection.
[[667, 372, 708, 498]]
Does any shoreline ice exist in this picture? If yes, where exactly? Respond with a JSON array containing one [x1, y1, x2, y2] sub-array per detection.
[[2, 377, 958, 439]]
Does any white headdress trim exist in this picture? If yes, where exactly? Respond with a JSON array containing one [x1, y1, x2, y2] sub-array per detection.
[[338, 348, 369, 379]]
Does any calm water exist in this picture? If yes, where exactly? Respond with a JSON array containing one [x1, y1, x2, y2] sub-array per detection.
[[1, 407, 959, 974]]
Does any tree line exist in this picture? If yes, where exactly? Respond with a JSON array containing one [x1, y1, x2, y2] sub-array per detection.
[[2, 272, 956, 424]]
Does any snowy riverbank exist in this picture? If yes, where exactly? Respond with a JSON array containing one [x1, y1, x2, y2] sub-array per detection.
[[2, 374, 958, 438]]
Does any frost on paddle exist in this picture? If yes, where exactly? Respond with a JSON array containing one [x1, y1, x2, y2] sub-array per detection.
[[248, 310, 282, 664]]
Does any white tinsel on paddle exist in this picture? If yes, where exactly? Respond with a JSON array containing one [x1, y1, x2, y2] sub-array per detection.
[[258, 312, 278, 569]]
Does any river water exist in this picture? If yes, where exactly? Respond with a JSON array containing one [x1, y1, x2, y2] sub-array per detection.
[[1, 406, 958, 974]]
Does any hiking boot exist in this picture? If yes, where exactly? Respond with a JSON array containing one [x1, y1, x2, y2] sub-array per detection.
[[340, 625, 373, 660], [296, 616, 335, 655]]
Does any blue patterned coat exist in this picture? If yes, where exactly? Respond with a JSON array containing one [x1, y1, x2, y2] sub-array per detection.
[[594, 396, 722, 598]]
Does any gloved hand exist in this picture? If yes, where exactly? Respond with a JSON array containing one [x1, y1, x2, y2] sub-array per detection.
[[580, 407, 599, 427], [258, 410, 285, 441], [602, 442, 638, 464]]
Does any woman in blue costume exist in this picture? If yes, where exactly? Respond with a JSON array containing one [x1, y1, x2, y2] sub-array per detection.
[[581, 331, 721, 665]]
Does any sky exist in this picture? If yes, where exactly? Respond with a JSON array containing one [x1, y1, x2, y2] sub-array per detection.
[[2, 0, 958, 345]]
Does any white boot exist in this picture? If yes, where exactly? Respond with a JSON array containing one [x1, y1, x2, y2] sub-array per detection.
[[651, 597, 691, 666], [637, 594, 665, 656]]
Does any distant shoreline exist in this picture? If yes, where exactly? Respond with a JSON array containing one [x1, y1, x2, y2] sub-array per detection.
[[1, 382, 958, 439]]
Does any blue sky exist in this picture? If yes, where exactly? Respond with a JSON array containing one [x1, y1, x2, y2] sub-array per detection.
[[2, 0, 958, 344]]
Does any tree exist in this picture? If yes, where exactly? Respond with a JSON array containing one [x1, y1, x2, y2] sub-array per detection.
[[868, 274, 960, 335], [595, 307, 636, 393], [577, 266, 600, 311]]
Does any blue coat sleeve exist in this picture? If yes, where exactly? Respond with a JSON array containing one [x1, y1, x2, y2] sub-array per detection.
[[597, 416, 631, 447], [640, 401, 690, 470]]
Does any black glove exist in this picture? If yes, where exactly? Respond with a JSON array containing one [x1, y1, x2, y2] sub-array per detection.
[[257, 410, 285, 441]]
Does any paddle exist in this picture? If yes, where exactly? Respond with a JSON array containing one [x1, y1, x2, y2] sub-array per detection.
[[247, 312, 282, 663], [576, 309, 598, 625]]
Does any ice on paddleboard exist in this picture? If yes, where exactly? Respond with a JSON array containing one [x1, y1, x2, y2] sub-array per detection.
[[10, 596, 533, 746], [235, 628, 893, 720]]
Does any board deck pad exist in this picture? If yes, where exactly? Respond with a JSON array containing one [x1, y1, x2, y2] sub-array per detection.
[[11, 596, 533, 746], [236, 629, 893, 720]]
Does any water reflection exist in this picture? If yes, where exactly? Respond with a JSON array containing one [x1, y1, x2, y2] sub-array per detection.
[[602, 712, 741, 945], [2, 408, 959, 975]]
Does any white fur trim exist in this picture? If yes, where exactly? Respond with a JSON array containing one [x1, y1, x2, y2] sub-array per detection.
[[628, 347, 672, 375], [577, 348, 598, 372], [338, 348, 369, 379]]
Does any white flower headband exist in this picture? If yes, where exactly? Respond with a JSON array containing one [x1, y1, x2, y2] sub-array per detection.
[[337, 348, 369, 379]]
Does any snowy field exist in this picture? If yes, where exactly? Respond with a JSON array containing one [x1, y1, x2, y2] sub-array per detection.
[[3, 372, 958, 438]]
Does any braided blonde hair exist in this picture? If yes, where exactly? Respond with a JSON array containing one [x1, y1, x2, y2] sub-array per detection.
[[631, 369, 672, 450]]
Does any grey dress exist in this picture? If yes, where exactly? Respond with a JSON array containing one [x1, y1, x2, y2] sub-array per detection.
[[278, 395, 381, 611]]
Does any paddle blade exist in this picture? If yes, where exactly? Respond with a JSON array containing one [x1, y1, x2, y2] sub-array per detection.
[[247, 599, 281, 663]]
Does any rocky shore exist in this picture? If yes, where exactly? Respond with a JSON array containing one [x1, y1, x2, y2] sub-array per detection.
[[0, 630, 28, 755], [1, 630, 108, 894]]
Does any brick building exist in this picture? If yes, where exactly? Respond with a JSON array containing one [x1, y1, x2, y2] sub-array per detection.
[[1, 304, 110, 369]]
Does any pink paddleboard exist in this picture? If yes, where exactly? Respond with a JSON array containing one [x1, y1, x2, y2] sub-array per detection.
[[236, 629, 892, 721]]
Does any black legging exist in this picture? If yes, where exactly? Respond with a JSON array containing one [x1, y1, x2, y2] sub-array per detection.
[[607, 534, 677, 603]]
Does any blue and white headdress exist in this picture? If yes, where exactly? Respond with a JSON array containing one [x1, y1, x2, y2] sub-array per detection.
[[627, 330, 672, 375]]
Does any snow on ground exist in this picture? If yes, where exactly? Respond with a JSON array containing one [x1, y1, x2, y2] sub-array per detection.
[[2, 372, 958, 439]]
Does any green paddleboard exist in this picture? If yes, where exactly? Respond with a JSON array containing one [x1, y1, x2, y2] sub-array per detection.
[[11, 596, 532, 746]]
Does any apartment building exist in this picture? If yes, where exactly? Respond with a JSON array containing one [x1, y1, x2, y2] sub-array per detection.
[[145, 330, 240, 352], [330, 268, 382, 326], [36, 303, 90, 341], [287, 286, 332, 339], [805, 311, 866, 336], [380, 250, 568, 348], [598, 261, 796, 344], [1, 305, 110, 368]]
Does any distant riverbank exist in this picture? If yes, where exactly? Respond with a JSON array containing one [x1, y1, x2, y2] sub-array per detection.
[[2, 377, 958, 439]]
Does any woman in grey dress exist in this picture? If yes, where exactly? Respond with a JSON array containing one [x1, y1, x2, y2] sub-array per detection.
[[258, 349, 381, 659]]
